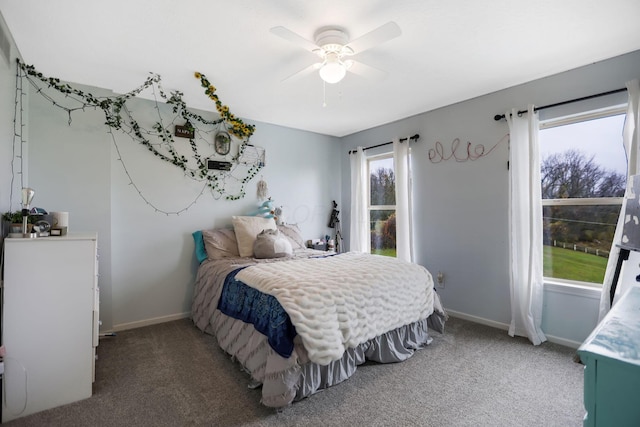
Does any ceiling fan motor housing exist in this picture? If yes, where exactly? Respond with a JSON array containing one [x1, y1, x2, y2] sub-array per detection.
[[314, 27, 353, 56]]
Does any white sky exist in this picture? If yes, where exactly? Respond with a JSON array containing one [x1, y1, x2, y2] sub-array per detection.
[[539, 113, 627, 174], [369, 156, 394, 171]]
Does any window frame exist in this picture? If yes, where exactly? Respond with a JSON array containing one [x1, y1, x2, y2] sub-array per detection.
[[539, 104, 627, 288], [367, 152, 396, 254]]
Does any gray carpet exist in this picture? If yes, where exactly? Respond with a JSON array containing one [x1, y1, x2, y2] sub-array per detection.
[[5, 316, 585, 426]]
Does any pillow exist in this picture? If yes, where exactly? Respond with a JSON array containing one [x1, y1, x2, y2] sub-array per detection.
[[232, 216, 277, 257], [202, 228, 240, 260], [277, 224, 305, 249], [192, 230, 208, 263], [253, 229, 293, 259]]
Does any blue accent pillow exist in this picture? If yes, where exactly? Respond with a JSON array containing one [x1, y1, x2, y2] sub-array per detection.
[[192, 230, 208, 263]]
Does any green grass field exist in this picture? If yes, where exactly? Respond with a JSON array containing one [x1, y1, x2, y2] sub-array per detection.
[[371, 248, 397, 257], [543, 245, 607, 284]]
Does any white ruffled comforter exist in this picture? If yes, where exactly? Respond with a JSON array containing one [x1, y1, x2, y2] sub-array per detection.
[[235, 252, 434, 365]]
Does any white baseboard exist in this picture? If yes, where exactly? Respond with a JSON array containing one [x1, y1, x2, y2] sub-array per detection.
[[446, 309, 510, 331], [541, 334, 582, 349], [445, 308, 581, 349], [111, 312, 191, 332]]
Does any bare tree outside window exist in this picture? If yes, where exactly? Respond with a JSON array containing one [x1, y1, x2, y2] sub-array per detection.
[[540, 112, 626, 285], [369, 156, 396, 257]]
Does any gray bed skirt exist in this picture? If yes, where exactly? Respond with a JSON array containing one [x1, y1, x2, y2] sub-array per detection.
[[293, 317, 431, 402], [209, 307, 436, 407]]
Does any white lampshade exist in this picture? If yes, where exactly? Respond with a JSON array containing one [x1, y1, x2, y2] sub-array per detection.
[[319, 59, 346, 84]]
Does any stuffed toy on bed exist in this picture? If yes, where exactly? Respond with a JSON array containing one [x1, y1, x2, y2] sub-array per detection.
[[248, 199, 276, 219], [253, 229, 292, 259]]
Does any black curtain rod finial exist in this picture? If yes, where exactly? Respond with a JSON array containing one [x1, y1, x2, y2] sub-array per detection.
[[347, 134, 420, 155], [494, 114, 505, 121]]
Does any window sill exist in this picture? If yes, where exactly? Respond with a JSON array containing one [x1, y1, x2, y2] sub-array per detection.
[[543, 279, 602, 299]]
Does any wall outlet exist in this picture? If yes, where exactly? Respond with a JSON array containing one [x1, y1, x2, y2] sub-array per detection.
[[436, 271, 445, 287]]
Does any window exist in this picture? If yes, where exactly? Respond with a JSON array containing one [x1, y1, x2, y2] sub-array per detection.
[[368, 154, 396, 257], [539, 107, 627, 286]]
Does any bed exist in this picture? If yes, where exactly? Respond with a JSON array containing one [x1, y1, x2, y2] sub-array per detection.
[[190, 216, 447, 408]]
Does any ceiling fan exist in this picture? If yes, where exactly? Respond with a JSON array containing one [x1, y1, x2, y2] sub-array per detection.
[[270, 21, 401, 84]]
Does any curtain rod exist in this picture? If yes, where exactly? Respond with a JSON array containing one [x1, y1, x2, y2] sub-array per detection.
[[348, 134, 420, 155], [493, 87, 627, 121]]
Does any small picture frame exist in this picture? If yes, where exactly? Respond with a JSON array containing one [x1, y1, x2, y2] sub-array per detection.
[[50, 226, 67, 236], [214, 131, 231, 156]]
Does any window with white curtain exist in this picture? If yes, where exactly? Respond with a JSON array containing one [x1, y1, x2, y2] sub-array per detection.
[[539, 106, 627, 286], [368, 153, 396, 257]]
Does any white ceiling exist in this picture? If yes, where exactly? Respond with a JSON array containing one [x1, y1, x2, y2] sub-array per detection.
[[1, 0, 639, 137]]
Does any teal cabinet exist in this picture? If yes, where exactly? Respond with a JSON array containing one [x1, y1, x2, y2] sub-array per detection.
[[578, 285, 640, 427]]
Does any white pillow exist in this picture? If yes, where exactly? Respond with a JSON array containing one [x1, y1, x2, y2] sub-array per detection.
[[232, 216, 277, 257]]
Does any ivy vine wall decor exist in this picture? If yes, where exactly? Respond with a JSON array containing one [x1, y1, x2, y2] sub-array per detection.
[[12, 59, 263, 215]]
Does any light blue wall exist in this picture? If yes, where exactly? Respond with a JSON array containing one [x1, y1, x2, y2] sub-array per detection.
[[0, 13, 22, 216], [1, 54, 341, 331], [105, 96, 341, 330], [341, 50, 640, 347]]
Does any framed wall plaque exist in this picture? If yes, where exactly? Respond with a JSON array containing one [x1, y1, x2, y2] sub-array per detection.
[[174, 124, 194, 138], [214, 131, 231, 155]]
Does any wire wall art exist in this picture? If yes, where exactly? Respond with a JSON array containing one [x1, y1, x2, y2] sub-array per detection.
[[12, 60, 263, 216], [427, 134, 509, 164]]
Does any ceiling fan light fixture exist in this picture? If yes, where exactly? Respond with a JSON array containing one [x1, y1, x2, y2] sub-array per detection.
[[319, 62, 346, 84], [319, 53, 346, 84]]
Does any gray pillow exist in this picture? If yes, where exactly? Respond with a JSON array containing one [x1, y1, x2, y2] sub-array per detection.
[[202, 228, 239, 260], [277, 224, 306, 249], [253, 229, 293, 259]]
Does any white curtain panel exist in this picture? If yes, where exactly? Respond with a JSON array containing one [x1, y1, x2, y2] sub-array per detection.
[[393, 138, 414, 262], [506, 105, 547, 345], [599, 78, 640, 321], [349, 147, 368, 252]]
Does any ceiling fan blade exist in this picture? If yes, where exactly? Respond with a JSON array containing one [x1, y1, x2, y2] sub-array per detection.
[[345, 21, 401, 55], [347, 60, 387, 82], [281, 62, 323, 82], [270, 26, 320, 53]]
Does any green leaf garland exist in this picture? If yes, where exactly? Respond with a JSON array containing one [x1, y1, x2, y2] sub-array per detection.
[[17, 60, 263, 202]]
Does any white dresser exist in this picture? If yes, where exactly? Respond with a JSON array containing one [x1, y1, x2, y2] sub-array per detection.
[[1, 233, 99, 422]]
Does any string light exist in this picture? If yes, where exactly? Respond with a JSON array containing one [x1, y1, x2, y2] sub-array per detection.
[[9, 59, 27, 212], [108, 126, 209, 214], [12, 60, 264, 214]]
